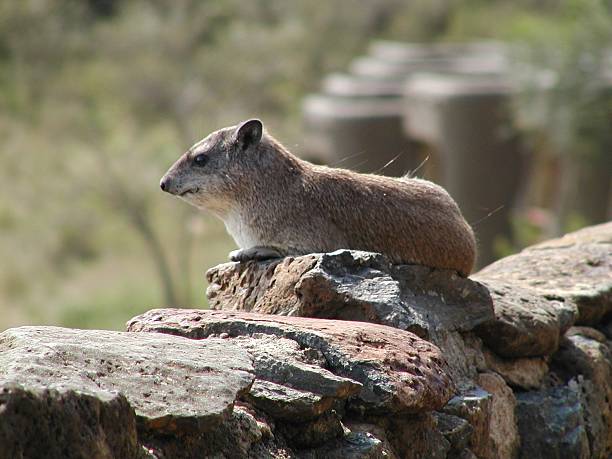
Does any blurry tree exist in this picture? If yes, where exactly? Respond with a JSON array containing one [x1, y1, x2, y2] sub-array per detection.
[[3, 0, 608, 329], [0, 0, 420, 326]]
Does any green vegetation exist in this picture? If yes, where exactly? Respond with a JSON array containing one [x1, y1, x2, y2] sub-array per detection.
[[1, 0, 610, 330]]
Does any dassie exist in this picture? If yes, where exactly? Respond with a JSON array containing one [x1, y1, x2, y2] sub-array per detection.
[[160, 119, 476, 276]]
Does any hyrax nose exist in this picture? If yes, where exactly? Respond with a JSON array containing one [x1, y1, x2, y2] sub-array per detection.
[[160, 176, 172, 192]]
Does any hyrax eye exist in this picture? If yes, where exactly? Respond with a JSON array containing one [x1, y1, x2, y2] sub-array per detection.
[[193, 154, 207, 166]]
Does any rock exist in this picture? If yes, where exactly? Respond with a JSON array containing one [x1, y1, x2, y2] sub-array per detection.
[[324, 422, 399, 459], [433, 412, 474, 453], [516, 385, 591, 459], [476, 372, 519, 459], [442, 386, 492, 458], [0, 326, 254, 435], [233, 334, 362, 401], [430, 331, 487, 385], [244, 380, 335, 421], [389, 413, 450, 459], [206, 250, 493, 390], [454, 449, 478, 459], [0, 384, 140, 459], [127, 309, 455, 415], [552, 333, 612, 458], [6, 222, 610, 458], [482, 347, 548, 390], [476, 222, 612, 325], [206, 250, 494, 338], [141, 403, 290, 459], [299, 427, 395, 459], [473, 280, 577, 358], [599, 319, 612, 339], [565, 326, 607, 343], [280, 411, 345, 449]]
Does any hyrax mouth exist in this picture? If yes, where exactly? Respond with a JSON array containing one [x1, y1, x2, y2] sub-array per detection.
[[179, 187, 200, 197]]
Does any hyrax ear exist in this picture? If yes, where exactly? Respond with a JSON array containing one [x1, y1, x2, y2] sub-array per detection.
[[235, 119, 263, 150]]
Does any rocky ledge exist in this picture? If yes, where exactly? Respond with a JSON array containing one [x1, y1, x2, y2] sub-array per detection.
[[0, 222, 610, 458]]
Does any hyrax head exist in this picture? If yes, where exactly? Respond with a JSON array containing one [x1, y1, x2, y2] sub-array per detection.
[[160, 119, 263, 214]]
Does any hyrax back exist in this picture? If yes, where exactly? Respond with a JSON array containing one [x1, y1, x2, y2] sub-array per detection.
[[160, 119, 477, 276]]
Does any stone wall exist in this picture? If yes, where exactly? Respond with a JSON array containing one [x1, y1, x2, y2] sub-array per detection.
[[0, 222, 610, 458]]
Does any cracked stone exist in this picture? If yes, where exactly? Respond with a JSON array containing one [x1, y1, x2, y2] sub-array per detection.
[[127, 309, 455, 415]]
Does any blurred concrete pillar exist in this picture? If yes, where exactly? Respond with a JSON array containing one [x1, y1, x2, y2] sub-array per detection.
[[368, 40, 506, 62], [351, 40, 508, 81], [301, 95, 418, 177], [403, 74, 528, 268], [345, 42, 509, 183], [322, 73, 404, 99]]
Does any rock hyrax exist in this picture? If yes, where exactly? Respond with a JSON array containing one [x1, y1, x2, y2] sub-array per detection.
[[160, 119, 476, 276]]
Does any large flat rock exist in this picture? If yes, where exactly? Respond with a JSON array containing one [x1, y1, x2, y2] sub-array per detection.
[[476, 222, 612, 326], [127, 309, 455, 415], [206, 250, 494, 338], [0, 326, 254, 437]]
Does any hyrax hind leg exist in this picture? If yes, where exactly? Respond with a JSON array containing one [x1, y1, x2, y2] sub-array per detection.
[[229, 246, 284, 262]]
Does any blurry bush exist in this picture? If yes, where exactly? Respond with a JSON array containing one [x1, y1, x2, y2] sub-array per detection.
[[0, 0, 413, 328], [506, 0, 612, 235]]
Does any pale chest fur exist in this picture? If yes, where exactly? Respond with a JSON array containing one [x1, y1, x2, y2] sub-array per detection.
[[223, 211, 261, 248]]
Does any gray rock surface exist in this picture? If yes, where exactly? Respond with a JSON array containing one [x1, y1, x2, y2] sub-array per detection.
[[551, 333, 612, 458], [244, 379, 337, 421], [299, 427, 394, 459], [314, 422, 398, 459], [233, 334, 362, 402], [127, 309, 455, 415], [476, 221, 612, 325], [0, 326, 254, 434], [434, 412, 474, 454], [0, 326, 255, 459], [474, 280, 577, 358], [516, 385, 591, 459], [207, 250, 494, 338], [443, 386, 493, 459]]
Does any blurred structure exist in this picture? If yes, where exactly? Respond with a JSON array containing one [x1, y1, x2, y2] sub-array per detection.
[[302, 96, 416, 176], [301, 39, 612, 268], [302, 41, 521, 267]]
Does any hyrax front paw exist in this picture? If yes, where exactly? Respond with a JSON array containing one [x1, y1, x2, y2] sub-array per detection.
[[229, 246, 283, 262]]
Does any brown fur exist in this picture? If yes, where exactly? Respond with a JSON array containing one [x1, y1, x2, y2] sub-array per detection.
[[161, 120, 476, 276]]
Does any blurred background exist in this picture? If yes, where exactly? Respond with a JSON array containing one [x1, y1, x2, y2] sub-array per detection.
[[1, 0, 611, 331]]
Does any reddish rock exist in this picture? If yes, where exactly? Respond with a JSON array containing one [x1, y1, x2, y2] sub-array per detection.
[[482, 348, 548, 390], [477, 372, 519, 459], [127, 308, 455, 415]]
